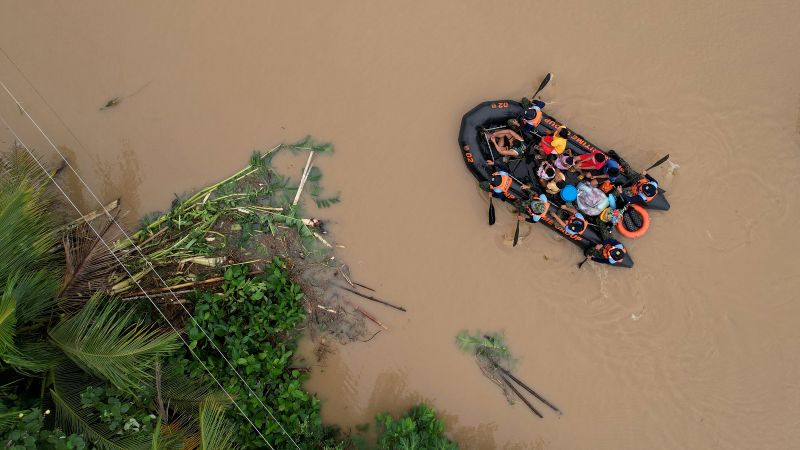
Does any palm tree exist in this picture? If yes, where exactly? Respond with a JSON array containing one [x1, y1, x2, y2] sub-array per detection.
[[0, 149, 238, 449]]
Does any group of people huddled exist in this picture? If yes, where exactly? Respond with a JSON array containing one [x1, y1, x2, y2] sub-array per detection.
[[483, 98, 659, 266]]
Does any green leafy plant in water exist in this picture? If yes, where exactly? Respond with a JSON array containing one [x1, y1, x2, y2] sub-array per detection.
[[374, 404, 458, 450], [177, 259, 340, 449], [456, 330, 513, 366]]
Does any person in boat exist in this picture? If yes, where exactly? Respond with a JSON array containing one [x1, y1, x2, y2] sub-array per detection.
[[576, 149, 608, 172], [544, 174, 566, 195], [553, 204, 588, 236], [591, 207, 621, 240], [539, 126, 569, 156], [584, 239, 627, 266], [555, 154, 577, 172], [619, 173, 659, 205], [522, 193, 551, 223], [488, 129, 526, 159], [487, 160, 531, 201]]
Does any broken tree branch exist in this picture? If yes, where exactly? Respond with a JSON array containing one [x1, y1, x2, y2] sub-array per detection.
[[335, 283, 406, 312]]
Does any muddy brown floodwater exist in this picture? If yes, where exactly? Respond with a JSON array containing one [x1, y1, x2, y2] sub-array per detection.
[[2, 1, 800, 448]]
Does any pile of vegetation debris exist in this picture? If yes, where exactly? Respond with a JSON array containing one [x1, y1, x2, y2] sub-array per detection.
[[0, 139, 449, 449], [457, 331, 561, 419]]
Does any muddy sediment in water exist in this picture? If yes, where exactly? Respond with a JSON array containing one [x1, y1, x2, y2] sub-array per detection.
[[1, 1, 800, 448]]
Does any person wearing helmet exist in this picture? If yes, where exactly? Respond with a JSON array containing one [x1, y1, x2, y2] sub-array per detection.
[[619, 171, 659, 205], [486, 160, 531, 201], [522, 193, 551, 223], [584, 239, 628, 266], [552, 204, 588, 236]]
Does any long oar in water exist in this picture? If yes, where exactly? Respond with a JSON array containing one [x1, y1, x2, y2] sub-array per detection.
[[512, 202, 522, 246], [645, 154, 670, 171], [577, 256, 590, 269], [489, 195, 496, 226], [530, 73, 553, 101]]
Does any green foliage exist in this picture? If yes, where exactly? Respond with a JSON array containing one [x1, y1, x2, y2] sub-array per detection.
[[1, 408, 86, 450], [49, 295, 180, 395], [456, 330, 513, 366], [198, 398, 237, 450], [374, 405, 457, 450], [178, 260, 339, 449], [79, 386, 156, 436]]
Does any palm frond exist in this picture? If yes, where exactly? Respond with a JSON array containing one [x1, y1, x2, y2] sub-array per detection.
[[60, 216, 123, 313], [0, 183, 59, 288], [6, 270, 59, 325], [49, 295, 180, 394], [0, 147, 50, 193], [51, 374, 152, 450], [159, 363, 231, 412], [0, 280, 16, 355], [198, 398, 237, 450], [149, 420, 185, 450], [1, 340, 59, 374]]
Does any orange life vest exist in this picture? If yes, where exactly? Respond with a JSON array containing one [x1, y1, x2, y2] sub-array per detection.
[[526, 197, 550, 218], [523, 107, 543, 128], [631, 178, 658, 201], [567, 215, 588, 235], [602, 242, 627, 264], [489, 171, 514, 198]]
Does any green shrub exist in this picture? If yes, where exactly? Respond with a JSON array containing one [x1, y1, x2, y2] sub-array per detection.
[[375, 404, 458, 450], [179, 259, 340, 449], [1, 408, 86, 450]]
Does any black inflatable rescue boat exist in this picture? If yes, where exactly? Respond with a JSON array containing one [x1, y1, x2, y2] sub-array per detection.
[[458, 100, 670, 268]]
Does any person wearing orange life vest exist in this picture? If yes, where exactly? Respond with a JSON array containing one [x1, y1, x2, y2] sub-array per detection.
[[552, 204, 588, 236], [486, 160, 530, 201], [619, 170, 659, 205], [584, 239, 627, 265], [522, 193, 551, 223]]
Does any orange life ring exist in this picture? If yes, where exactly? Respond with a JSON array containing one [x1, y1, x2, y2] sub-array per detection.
[[616, 204, 650, 239]]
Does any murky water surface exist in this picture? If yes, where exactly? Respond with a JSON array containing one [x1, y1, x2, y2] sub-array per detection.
[[2, 1, 800, 448]]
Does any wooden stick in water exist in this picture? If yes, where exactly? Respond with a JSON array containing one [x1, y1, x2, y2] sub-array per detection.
[[499, 373, 543, 418], [347, 301, 388, 330], [335, 284, 406, 312], [292, 152, 314, 206], [495, 365, 562, 415]]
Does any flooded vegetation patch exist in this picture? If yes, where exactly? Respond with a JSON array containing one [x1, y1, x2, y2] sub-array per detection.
[[0, 142, 450, 449]]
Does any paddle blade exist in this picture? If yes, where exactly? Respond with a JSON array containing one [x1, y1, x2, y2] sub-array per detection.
[[577, 257, 589, 269], [489, 197, 496, 225], [645, 154, 670, 171], [513, 220, 520, 246], [531, 73, 552, 99], [536, 73, 552, 93]]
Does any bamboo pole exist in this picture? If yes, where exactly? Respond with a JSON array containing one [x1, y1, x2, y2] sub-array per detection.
[[499, 373, 543, 418], [293, 152, 314, 206]]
